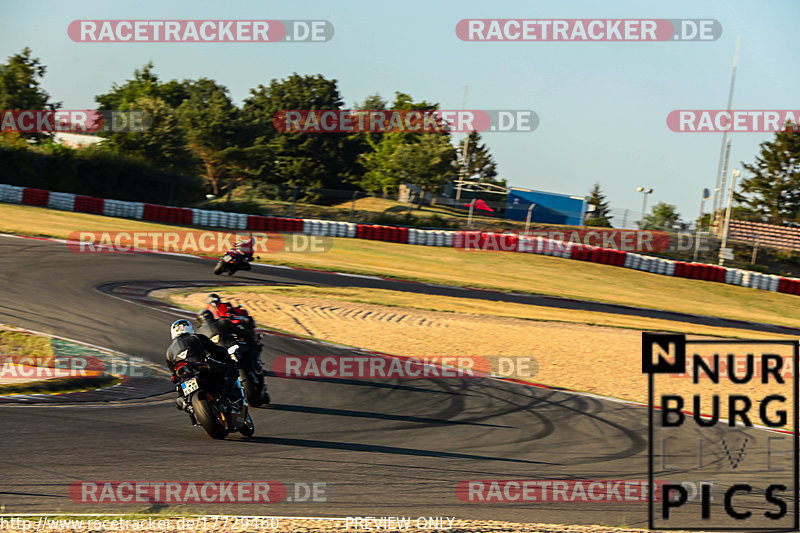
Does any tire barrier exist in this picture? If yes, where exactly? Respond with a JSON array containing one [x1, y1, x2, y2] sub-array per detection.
[[142, 204, 193, 225], [47, 191, 75, 212], [21, 187, 49, 207], [0, 184, 24, 204], [5, 182, 800, 298], [73, 195, 105, 215]]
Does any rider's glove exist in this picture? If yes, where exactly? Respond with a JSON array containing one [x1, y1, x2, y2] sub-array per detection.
[[227, 344, 240, 363]]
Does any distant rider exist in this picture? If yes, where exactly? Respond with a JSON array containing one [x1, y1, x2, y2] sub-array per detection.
[[232, 237, 255, 269], [205, 294, 256, 337], [197, 304, 269, 404]]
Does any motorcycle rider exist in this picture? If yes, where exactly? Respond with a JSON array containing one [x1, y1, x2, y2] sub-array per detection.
[[205, 294, 256, 336], [166, 319, 245, 422], [197, 307, 269, 404], [230, 236, 255, 270]]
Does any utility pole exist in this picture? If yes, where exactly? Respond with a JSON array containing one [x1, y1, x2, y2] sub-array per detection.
[[525, 203, 536, 234], [711, 34, 741, 227], [693, 188, 711, 262], [456, 85, 469, 201], [718, 169, 740, 266], [716, 137, 732, 233]]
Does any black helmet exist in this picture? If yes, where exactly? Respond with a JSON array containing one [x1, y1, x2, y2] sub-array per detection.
[[206, 293, 222, 305], [197, 309, 214, 325]]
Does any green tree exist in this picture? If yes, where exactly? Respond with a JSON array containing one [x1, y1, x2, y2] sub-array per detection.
[[241, 73, 362, 198], [455, 131, 504, 193], [639, 202, 684, 231], [357, 133, 403, 196], [0, 48, 58, 141], [95, 63, 194, 173], [354, 91, 451, 197], [392, 134, 457, 207], [95, 62, 189, 109], [735, 125, 800, 224], [101, 95, 194, 173], [354, 93, 387, 110], [176, 78, 242, 196], [584, 182, 613, 227]]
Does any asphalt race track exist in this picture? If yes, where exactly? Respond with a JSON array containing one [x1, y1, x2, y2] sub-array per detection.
[[0, 234, 795, 528]]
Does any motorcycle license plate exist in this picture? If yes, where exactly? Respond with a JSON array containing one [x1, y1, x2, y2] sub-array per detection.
[[181, 378, 199, 394], [222, 255, 232, 261]]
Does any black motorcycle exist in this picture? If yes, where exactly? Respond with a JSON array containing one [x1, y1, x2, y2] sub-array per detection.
[[173, 360, 254, 439], [215, 334, 270, 408], [213, 249, 252, 276], [236, 341, 270, 408]]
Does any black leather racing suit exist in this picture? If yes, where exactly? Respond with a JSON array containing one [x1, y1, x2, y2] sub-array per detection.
[[165, 333, 241, 403], [198, 316, 259, 359]]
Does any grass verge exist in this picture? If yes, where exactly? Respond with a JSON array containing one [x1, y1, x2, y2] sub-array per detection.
[[0, 374, 121, 396]]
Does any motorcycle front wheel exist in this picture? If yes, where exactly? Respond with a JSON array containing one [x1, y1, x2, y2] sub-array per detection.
[[239, 413, 255, 437], [240, 372, 263, 407]]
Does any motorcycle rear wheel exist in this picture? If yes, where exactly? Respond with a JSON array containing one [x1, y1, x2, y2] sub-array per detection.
[[192, 392, 229, 440]]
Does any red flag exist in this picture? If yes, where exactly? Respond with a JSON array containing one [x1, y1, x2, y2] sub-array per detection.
[[462, 198, 494, 212]]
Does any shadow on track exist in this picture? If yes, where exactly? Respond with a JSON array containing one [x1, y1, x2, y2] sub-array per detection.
[[241, 436, 560, 465], [267, 404, 512, 428]]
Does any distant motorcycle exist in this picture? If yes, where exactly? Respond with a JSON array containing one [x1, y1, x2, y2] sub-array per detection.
[[173, 359, 254, 439], [213, 249, 251, 276]]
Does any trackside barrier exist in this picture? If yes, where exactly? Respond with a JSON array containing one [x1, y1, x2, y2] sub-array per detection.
[[142, 204, 193, 225], [21, 188, 49, 207], [5, 182, 800, 299], [102, 199, 144, 219], [0, 184, 24, 204], [73, 195, 104, 215], [779, 277, 800, 295], [47, 191, 75, 212]]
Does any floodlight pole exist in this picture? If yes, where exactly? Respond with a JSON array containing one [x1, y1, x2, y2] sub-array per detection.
[[525, 203, 536, 234], [718, 169, 740, 266], [637, 187, 653, 225], [693, 188, 711, 262], [711, 34, 741, 227], [456, 85, 469, 201], [467, 198, 476, 228]]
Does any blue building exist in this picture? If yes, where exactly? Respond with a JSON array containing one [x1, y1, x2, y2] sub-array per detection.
[[505, 187, 586, 226]]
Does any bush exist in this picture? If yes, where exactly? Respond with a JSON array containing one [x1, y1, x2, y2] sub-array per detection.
[[0, 138, 204, 205]]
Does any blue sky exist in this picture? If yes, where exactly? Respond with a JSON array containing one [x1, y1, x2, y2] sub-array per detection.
[[2, 0, 798, 220]]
